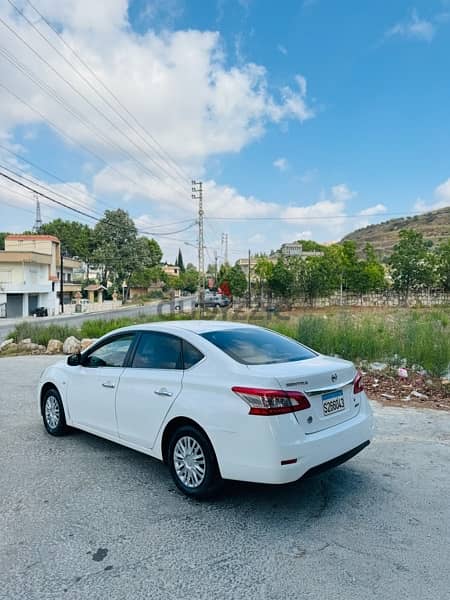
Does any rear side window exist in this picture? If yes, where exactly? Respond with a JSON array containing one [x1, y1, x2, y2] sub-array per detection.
[[201, 328, 316, 365], [182, 340, 204, 369]]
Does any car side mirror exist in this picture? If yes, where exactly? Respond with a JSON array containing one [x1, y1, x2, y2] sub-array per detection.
[[67, 353, 81, 366]]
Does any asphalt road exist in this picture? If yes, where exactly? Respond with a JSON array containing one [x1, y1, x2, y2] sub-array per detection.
[[0, 297, 196, 342], [1, 356, 449, 600]]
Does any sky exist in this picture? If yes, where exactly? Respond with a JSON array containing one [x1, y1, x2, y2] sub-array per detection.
[[0, 0, 450, 266]]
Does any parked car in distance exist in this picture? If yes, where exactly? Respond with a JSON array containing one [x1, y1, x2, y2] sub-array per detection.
[[195, 291, 231, 308], [38, 320, 374, 498], [31, 306, 48, 317]]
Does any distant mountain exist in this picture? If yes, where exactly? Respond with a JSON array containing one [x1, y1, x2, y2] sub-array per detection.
[[342, 207, 450, 258]]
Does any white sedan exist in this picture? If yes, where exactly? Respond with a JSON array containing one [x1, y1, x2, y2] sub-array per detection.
[[39, 320, 374, 498]]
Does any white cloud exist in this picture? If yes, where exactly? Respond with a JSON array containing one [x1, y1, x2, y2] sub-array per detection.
[[0, 0, 318, 260], [413, 177, 450, 212], [273, 157, 289, 172], [331, 183, 357, 202], [359, 203, 387, 216], [204, 180, 278, 218], [386, 10, 435, 42], [435, 178, 450, 201], [298, 168, 318, 183], [0, 7, 315, 165]]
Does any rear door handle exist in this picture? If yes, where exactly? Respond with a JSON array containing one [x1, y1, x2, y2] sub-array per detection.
[[102, 382, 115, 389], [154, 388, 173, 397]]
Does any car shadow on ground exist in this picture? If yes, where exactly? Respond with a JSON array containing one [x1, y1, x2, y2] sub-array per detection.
[[64, 427, 374, 520]]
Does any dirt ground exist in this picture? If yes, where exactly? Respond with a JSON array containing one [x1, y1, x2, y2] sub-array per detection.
[[364, 370, 450, 411]]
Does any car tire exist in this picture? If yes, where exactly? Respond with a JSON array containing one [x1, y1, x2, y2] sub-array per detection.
[[168, 425, 223, 499], [42, 387, 69, 436]]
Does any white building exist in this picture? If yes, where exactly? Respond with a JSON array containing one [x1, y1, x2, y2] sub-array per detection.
[[0, 235, 60, 318], [280, 242, 303, 257]]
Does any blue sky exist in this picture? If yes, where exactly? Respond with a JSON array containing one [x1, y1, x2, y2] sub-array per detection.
[[1, 0, 450, 263]]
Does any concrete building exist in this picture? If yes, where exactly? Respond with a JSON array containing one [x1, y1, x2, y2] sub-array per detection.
[[0, 235, 60, 318], [280, 242, 303, 257], [0, 234, 83, 317], [162, 264, 181, 277]]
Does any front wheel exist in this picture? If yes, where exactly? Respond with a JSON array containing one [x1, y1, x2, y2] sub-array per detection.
[[168, 425, 223, 499], [42, 388, 69, 436]]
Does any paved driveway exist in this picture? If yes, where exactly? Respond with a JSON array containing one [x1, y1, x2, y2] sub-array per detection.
[[1, 356, 449, 600]]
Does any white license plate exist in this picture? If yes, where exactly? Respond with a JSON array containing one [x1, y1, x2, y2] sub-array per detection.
[[322, 390, 345, 416]]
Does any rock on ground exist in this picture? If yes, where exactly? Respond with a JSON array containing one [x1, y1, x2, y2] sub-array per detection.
[[62, 336, 81, 355]]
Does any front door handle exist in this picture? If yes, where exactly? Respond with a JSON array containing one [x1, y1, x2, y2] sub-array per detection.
[[102, 382, 115, 389], [154, 388, 173, 397]]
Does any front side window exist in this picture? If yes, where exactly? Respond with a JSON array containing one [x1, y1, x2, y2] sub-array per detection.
[[201, 328, 316, 365], [84, 334, 135, 368], [132, 332, 183, 370]]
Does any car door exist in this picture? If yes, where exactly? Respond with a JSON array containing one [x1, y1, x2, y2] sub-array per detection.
[[115, 331, 184, 450], [67, 333, 136, 436]]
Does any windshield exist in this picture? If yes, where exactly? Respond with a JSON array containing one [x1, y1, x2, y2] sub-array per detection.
[[201, 328, 316, 365]]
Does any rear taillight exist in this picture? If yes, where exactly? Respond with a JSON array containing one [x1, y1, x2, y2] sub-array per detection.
[[232, 386, 310, 416], [353, 371, 364, 394]]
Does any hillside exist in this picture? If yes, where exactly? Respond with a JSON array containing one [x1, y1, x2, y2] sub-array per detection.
[[342, 207, 450, 258]]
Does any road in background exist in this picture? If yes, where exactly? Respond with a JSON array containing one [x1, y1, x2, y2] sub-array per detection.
[[0, 296, 196, 341], [1, 355, 449, 600]]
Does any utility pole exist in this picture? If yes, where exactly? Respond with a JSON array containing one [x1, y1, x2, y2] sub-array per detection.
[[192, 180, 205, 308], [214, 250, 218, 284], [248, 249, 251, 309], [59, 244, 64, 314], [221, 233, 229, 266]]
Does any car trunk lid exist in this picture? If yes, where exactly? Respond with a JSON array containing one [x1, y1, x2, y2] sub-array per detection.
[[246, 356, 360, 433]]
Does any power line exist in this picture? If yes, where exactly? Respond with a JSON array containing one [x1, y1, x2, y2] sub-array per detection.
[[0, 163, 102, 218], [0, 169, 101, 221], [17, 0, 192, 190], [0, 142, 112, 212], [204, 209, 450, 222], [0, 143, 198, 229], [0, 168, 197, 238], [0, 80, 151, 195], [0, 44, 190, 201], [2, 4, 191, 199]]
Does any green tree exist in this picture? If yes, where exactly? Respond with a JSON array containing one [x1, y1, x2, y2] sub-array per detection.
[[296, 239, 325, 252], [175, 248, 185, 273], [254, 257, 274, 301], [128, 266, 166, 288], [0, 232, 8, 250], [180, 265, 199, 293], [226, 265, 248, 297], [92, 209, 162, 293], [389, 229, 436, 301], [436, 239, 450, 291], [267, 259, 294, 299], [39, 219, 93, 263], [294, 252, 340, 305]]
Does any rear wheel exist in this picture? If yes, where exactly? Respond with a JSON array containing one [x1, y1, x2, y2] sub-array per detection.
[[42, 388, 69, 436], [168, 425, 222, 499]]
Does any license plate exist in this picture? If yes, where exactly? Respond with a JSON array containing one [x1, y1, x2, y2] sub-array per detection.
[[322, 390, 345, 416]]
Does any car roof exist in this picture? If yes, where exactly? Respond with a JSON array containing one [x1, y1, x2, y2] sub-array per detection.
[[116, 319, 255, 336]]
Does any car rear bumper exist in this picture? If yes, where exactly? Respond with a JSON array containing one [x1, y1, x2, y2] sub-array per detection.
[[218, 399, 374, 485]]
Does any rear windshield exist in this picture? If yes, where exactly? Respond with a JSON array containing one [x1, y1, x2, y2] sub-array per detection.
[[201, 327, 316, 365]]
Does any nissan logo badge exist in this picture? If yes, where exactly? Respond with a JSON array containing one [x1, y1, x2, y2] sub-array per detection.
[[331, 373, 338, 383]]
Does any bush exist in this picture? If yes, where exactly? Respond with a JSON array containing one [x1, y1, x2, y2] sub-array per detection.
[[284, 310, 450, 377], [9, 322, 79, 347]]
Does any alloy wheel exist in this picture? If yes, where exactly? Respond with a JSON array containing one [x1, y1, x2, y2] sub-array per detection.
[[173, 435, 206, 488]]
